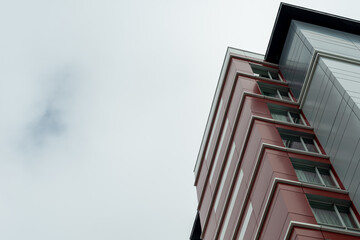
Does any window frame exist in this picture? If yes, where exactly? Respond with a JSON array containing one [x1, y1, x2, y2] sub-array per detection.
[[280, 132, 320, 153], [258, 83, 294, 102], [250, 63, 283, 82], [291, 159, 340, 188], [268, 105, 306, 125], [309, 199, 360, 231]]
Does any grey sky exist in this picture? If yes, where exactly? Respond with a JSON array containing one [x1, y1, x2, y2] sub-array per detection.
[[0, 0, 358, 239]]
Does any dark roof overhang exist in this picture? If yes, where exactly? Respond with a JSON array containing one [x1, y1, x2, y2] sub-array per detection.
[[265, 2, 360, 63]]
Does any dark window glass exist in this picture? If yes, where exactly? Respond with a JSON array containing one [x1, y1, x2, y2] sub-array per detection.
[[310, 201, 342, 226], [270, 109, 291, 122], [289, 112, 303, 124], [281, 134, 305, 150], [318, 168, 337, 187], [269, 71, 280, 80], [293, 164, 322, 185], [337, 206, 358, 228], [278, 89, 291, 101], [262, 88, 279, 98], [251, 65, 280, 81], [302, 137, 318, 153]]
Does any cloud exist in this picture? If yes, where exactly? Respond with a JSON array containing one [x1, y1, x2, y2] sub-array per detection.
[[21, 65, 76, 150], [30, 103, 65, 146]]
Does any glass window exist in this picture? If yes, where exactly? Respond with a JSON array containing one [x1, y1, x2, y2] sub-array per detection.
[[293, 164, 322, 185], [251, 64, 281, 81], [262, 88, 279, 98], [289, 112, 303, 124], [292, 162, 337, 188], [302, 137, 318, 153], [258, 84, 293, 102], [269, 108, 305, 125], [280, 133, 319, 153], [311, 201, 342, 226], [278, 89, 291, 101], [310, 201, 359, 230], [281, 134, 305, 151], [270, 108, 291, 122], [318, 168, 337, 188]]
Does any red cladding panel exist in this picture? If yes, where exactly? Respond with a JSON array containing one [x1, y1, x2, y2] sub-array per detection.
[[232, 58, 253, 74], [321, 231, 360, 240], [267, 151, 297, 176], [222, 181, 248, 240], [302, 187, 350, 200], [205, 103, 226, 166], [241, 128, 262, 182], [222, 58, 252, 101], [233, 99, 252, 151], [196, 160, 209, 200], [261, 189, 289, 240], [198, 185, 213, 227], [227, 80, 244, 127], [236, 207, 257, 240], [239, 76, 260, 93], [202, 209, 217, 240], [250, 98, 273, 118], [250, 152, 274, 220], [209, 121, 232, 190], [292, 227, 324, 239], [214, 145, 240, 220], [255, 121, 284, 146]]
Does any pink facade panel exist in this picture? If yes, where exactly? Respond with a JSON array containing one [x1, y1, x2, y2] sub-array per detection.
[[194, 50, 360, 240], [260, 188, 289, 240], [227, 79, 244, 128], [290, 227, 324, 240], [196, 159, 209, 201], [239, 76, 261, 94], [221, 180, 248, 240], [250, 152, 275, 220], [198, 183, 212, 223], [233, 98, 252, 150], [209, 118, 232, 191], [205, 103, 226, 166], [202, 209, 217, 240], [214, 144, 240, 219], [255, 121, 285, 146]]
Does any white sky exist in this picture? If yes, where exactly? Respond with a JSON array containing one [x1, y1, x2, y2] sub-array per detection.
[[0, 0, 359, 239]]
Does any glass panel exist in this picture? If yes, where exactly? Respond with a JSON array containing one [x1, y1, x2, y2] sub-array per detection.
[[278, 90, 291, 101], [311, 202, 342, 227], [269, 72, 280, 80], [251, 65, 280, 80], [262, 88, 279, 98], [289, 112, 303, 125], [318, 168, 337, 187], [270, 109, 291, 122], [302, 137, 318, 153], [281, 134, 305, 150], [337, 206, 358, 228], [253, 69, 269, 78], [294, 164, 322, 184]]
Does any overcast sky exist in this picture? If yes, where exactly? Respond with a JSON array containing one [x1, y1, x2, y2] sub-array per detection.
[[0, 0, 359, 239]]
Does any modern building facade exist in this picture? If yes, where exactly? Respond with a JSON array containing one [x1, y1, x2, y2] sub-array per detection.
[[190, 3, 360, 240]]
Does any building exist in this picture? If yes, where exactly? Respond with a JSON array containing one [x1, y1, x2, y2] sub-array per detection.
[[190, 3, 360, 240]]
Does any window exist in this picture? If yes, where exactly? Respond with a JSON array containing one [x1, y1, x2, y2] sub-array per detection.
[[280, 133, 319, 153], [309, 200, 359, 230], [258, 83, 293, 101], [269, 107, 305, 125], [250, 64, 282, 81], [291, 160, 337, 188]]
